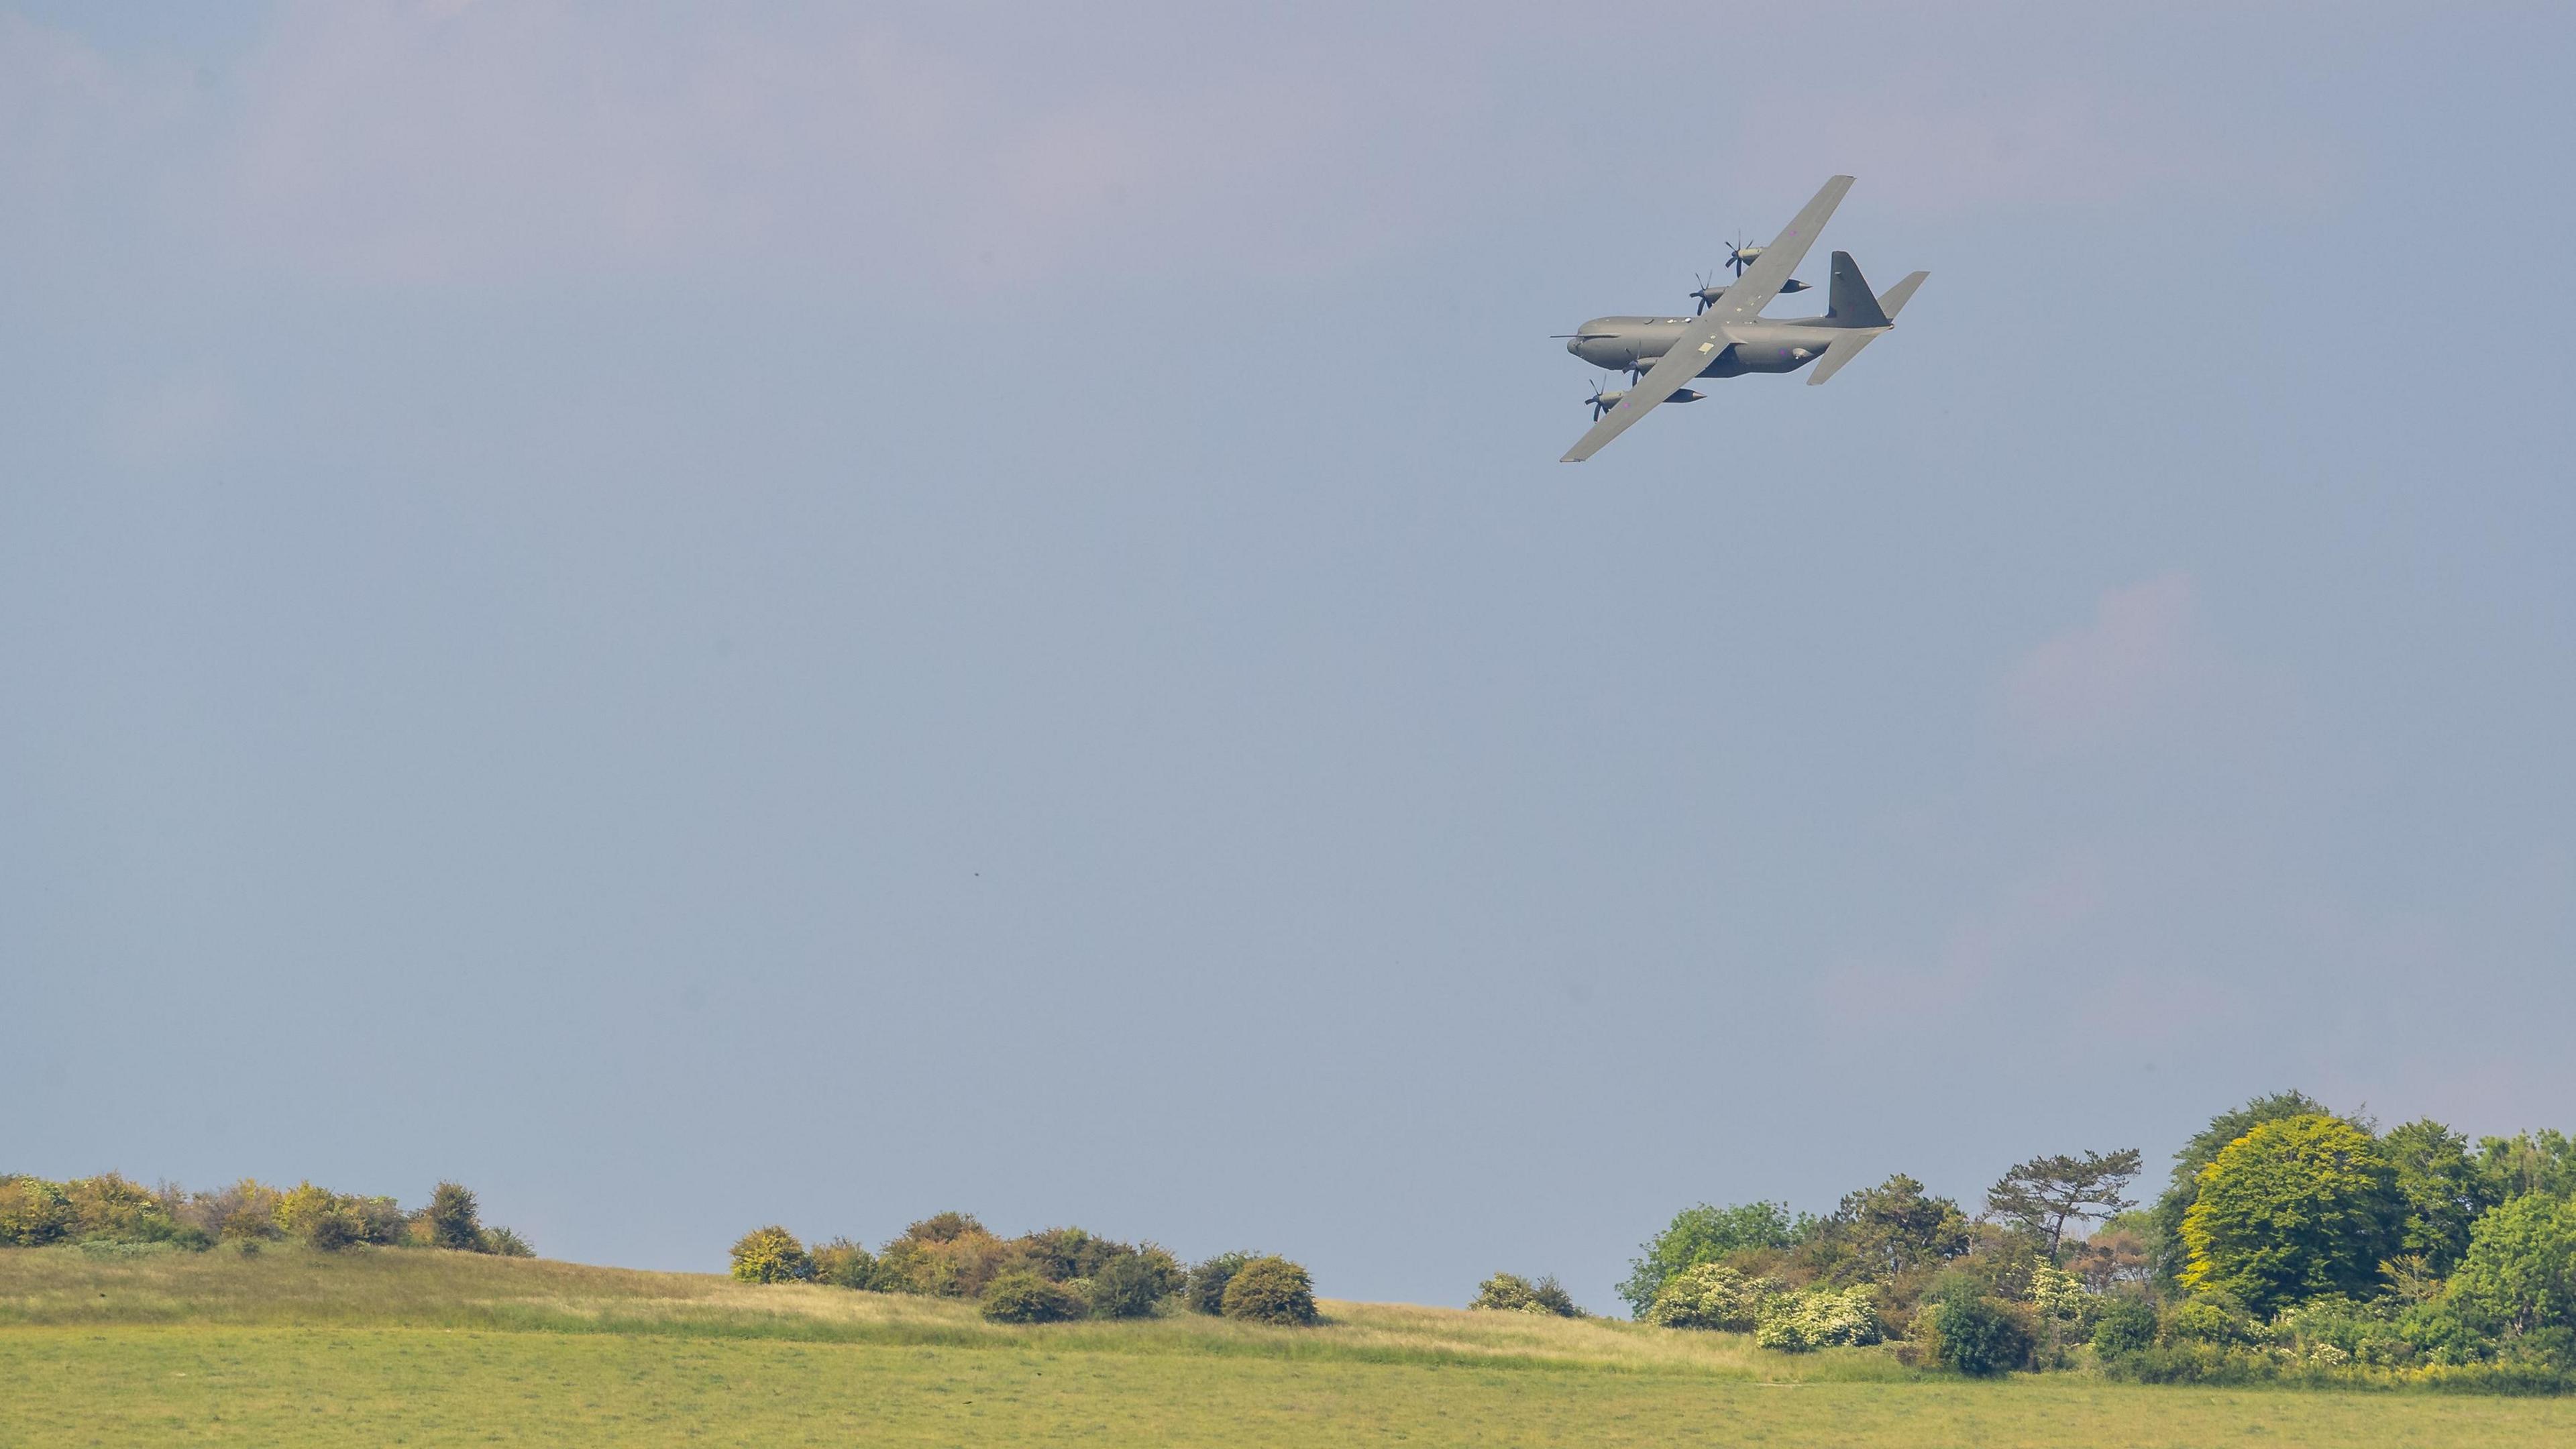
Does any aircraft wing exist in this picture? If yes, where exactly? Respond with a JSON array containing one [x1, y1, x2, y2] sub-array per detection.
[[1560, 175, 1854, 463]]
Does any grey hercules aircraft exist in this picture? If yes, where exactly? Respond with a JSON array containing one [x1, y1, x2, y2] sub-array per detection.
[[1557, 175, 1925, 462]]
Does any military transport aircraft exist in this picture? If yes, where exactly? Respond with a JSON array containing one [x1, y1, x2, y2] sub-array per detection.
[[1556, 175, 1926, 462]]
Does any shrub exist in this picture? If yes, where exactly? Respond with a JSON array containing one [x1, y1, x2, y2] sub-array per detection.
[[902, 1211, 985, 1244], [1018, 1226, 1124, 1282], [1643, 1263, 1776, 1330], [875, 1222, 1018, 1298], [810, 1237, 881, 1290], [64, 1174, 168, 1241], [424, 1182, 484, 1251], [1472, 1272, 1583, 1318], [348, 1196, 407, 1246], [1928, 1284, 2034, 1377], [2164, 1295, 2265, 1350], [275, 1182, 366, 1250], [982, 1269, 1087, 1324], [1618, 1202, 1803, 1317], [1221, 1256, 1318, 1326], [729, 1225, 814, 1283], [203, 1180, 282, 1244], [1754, 1285, 1882, 1352], [478, 1226, 535, 1258], [2446, 1192, 2576, 1341], [305, 1208, 363, 1251], [1090, 1250, 1182, 1320], [2090, 1295, 2159, 1357], [0, 1177, 74, 1247], [1186, 1250, 1254, 1316]]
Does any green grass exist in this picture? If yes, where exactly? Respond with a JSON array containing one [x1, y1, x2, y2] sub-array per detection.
[[4, 1245, 2569, 1446]]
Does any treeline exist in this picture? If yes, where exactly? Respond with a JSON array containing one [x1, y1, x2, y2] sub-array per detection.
[[0, 1173, 533, 1258], [1605, 1092, 2576, 1387], [728, 1214, 1318, 1326]]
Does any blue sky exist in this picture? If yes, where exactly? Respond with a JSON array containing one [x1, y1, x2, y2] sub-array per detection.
[[4, 2, 2573, 1310]]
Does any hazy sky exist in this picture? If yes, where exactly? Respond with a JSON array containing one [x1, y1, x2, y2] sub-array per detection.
[[5, 2, 2573, 1311]]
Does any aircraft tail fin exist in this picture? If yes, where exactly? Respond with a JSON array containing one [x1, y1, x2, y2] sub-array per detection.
[[1826, 251, 1890, 328], [1876, 270, 1929, 319]]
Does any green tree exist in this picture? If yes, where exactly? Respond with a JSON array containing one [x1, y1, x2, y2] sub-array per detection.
[[1617, 1201, 1799, 1318], [2179, 1114, 2402, 1315], [1471, 1272, 1581, 1317], [729, 1225, 814, 1283], [423, 1182, 483, 1251], [1220, 1256, 1318, 1326], [2477, 1130, 2576, 1201], [2445, 1193, 2576, 1340], [1088, 1248, 1185, 1320], [1185, 1251, 1254, 1316], [1807, 1175, 1970, 1283], [981, 1269, 1086, 1324], [809, 1237, 879, 1289], [2149, 1089, 2332, 1287], [1926, 1277, 2034, 1377], [1985, 1148, 2142, 1257], [2381, 1118, 2501, 1275], [2090, 1295, 2157, 1357]]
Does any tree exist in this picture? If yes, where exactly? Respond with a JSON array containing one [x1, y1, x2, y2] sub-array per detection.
[[1185, 1251, 1254, 1316], [1472, 1272, 1581, 1317], [2149, 1089, 2332, 1287], [981, 1269, 1086, 1324], [1926, 1278, 2033, 1377], [810, 1237, 881, 1290], [2179, 1114, 2402, 1315], [2477, 1130, 2576, 1202], [424, 1182, 483, 1252], [1808, 1175, 1970, 1283], [1985, 1148, 2142, 1257], [1220, 1256, 1318, 1326], [2382, 1118, 2501, 1276], [2065, 1213, 2153, 1291], [0, 1177, 74, 1247], [1089, 1250, 1185, 1319], [1617, 1201, 1800, 1318], [729, 1226, 814, 1283], [2445, 1193, 2576, 1340]]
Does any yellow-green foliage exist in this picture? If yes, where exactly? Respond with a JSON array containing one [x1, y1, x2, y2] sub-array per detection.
[[727, 1226, 812, 1284], [2, 1248, 2573, 1447], [2181, 1116, 2402, 1313], [0, 1177, 75, 1246], [63, 1173, 168, 1240]]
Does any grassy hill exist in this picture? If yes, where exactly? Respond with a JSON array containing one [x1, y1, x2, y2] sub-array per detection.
[[5, 1244, 2569, 1447]]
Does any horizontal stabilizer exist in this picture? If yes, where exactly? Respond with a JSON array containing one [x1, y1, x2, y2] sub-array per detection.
[[1804, 332, 1880, 386], [1876, 270, 1929, 319]]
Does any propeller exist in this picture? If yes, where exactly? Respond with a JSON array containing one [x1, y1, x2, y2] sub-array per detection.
[[1690, 272, 1722, 315], [1586, 375, 1623, 420], [1725, 233, 1764, 275]]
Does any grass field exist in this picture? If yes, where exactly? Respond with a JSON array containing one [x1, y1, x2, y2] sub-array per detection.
[[4, 1246, 2568, 1447]]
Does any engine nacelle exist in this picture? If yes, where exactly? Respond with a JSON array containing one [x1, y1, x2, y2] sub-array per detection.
[[1689, 278, 1811, 310]]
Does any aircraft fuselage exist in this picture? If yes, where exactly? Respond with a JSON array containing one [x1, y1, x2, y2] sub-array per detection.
[[1565, 316, 1861, 378]]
